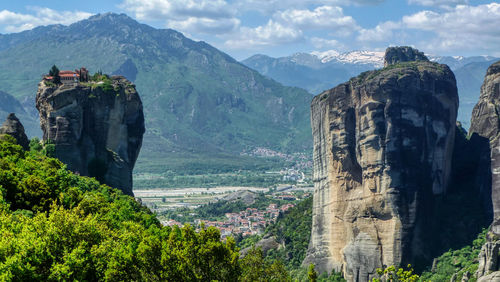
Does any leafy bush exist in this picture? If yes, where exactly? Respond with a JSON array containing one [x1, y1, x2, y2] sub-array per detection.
[[264, 196, 313, 269], [420, 228, 487, 281], [372, 265, 420, 282], [48, 65, 60, 84], [239, 247, 290, 282], [289, 267, 345, 282]]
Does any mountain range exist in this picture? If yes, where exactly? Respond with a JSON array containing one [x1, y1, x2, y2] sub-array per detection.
[[0, 13, 312, 178], [242, 51, 498, 127], [1, 13, 497, 184]]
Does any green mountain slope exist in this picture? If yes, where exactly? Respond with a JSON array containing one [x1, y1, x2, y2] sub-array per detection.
[[0, 90, 38, 137], [453, 59, 499, 126], [242, 53, 498, 129], [242, 53, 375, 95], [0, 13, 312, 180]]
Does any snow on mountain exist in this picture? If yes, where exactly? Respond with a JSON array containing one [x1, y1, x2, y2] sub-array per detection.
[[428, 54, 497, 70], [310, 50, 498, 70], [311, 50, 384, 67], [310, 50, 341, 63]]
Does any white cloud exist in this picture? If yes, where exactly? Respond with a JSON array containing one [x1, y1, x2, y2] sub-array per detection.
[[408, 0, 468, 9], [357, 3, 500, 54], [310, 37, 346, 50], [120, 0, 239, 34], [357, 21, 400, 42], [224, 20, 303, 49], [223, 5, 358, 49], [120, 0, 234, 20], [275, 6, 359, 35], [167, 17, 240, 34], [0, 7, 92, 33], [236, 0, 385, 14], [402, 3, 500, 51]]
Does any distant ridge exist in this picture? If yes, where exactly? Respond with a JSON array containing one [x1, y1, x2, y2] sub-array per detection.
[[0, 13, 313, 178], [242, 50, 498, 125]]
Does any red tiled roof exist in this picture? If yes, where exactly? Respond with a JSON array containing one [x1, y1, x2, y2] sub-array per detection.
[[60, 73, 79, 78]]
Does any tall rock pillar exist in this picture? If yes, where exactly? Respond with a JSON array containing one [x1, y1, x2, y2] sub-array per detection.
[[469, 61, 500, 232], [36, 75, 145, 196], [303, 47, 458, 281]]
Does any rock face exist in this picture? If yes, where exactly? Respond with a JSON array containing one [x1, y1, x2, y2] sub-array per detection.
[[469, 61, 500, 280], [304, 47, 458, 281], [383, 46, 428, 67], [240, 235, 280, 257], [476, 232, 500, 278], [470, 61, 500, 229], [0, 113, 30, 150], [36, 76, 145, 196]]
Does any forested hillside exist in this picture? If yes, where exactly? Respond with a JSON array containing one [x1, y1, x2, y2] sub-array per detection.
[[0, 135, 290, 280]]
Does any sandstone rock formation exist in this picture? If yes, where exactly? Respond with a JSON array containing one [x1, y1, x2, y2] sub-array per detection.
[[303, 47, 458, 281], [0, 113, 30, 150], [478, 271, 500, 282], [469, 61, 500, 280], [470, 61, 500, 229], [476, 232, 500, 278], [240, 235, 280, 257], [384, 46, 428, 67], [36, 75, 145, 196]]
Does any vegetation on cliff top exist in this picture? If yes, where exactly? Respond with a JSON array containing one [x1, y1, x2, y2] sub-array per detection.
[[353, 61, 447, 84], [0, 135, 291, 281]]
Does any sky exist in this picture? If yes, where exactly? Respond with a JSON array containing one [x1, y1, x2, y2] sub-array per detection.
[[0, 0, 499, 60]]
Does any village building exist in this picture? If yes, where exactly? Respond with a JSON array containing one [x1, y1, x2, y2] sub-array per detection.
[[59, 70, 80, 83], [44, 67, 89, 84]]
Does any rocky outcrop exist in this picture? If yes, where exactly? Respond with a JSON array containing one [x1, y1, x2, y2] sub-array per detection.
[[469, 61, 500, 280], [470, 61, 500, 228], [384, 46, 428, 67], [36, 76, 145, 196], [0, 113, 29, 150], [240, 235, 280, 257], [478, 271, 500, 282], [470, 61, 500, 140], [476, 232, 500, 278], [304, 47, 458, 281]]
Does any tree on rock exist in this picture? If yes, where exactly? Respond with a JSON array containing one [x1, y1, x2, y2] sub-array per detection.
[[49, 65, 60, 84]]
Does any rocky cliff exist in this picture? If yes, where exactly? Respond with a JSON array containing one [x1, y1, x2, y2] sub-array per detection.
[[383, 46, 428, 67], [0, 113, 29, 150], [469, 60, 500, 280], [36, 76, 145, 196], [303, 47, 458, 281], [470, 61, 500, 231]]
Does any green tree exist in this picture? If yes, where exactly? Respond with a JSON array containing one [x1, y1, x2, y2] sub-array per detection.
[[29, 137, 43, 152], [372, 265, 420, 282], [49, 64, 60, 84], [0, 136, 245, 281], [240, 247, 290, 282], [308, 264, 318, 282]]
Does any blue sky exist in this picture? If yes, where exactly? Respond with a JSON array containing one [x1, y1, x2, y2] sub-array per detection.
[[0, 0, 499, 60]]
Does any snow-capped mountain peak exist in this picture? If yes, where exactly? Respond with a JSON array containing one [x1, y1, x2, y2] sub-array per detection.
[[310, 50, 341, 63], [310, 50, 384, 67]]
